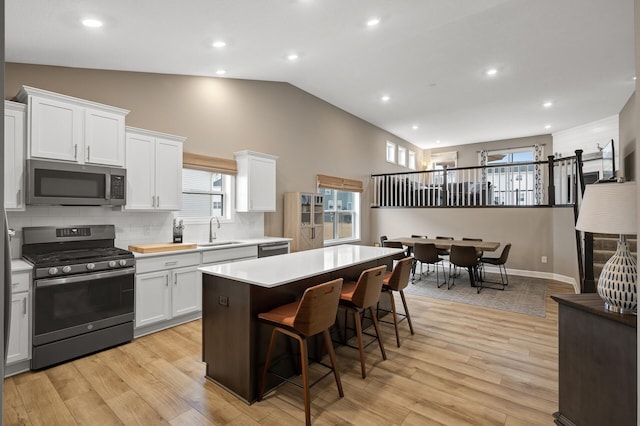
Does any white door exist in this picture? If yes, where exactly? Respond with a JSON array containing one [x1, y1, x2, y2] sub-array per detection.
[[84, 108, 125, 167], [135, 271, 171, 328], [154, 138, 183, 211], [4, 105, 25, 210], [29, 96, 82, 162], [172, 267, 201, 317], [247, 156, 276, 211], [125, 132, 156, 210], [6, 293, 29, 365]]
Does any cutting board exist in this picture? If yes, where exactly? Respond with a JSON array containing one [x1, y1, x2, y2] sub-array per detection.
[[128, 242, 197, 254]]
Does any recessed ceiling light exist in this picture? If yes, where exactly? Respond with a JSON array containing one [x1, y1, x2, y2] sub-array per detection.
[[436, 140, 441, 144], [486, 68, 498, 76], [367, 17, 381, 27], [212, 41, 226, 48], [544, 124, 552, 129], [287, 53, 299, 61], [82, 18, 103, 28], [380, 95, 390, 102], [633, 76, 637, 81], [543, 101, 553, 108], [412, 125, 419, 130], [215, 69, 226, 76]]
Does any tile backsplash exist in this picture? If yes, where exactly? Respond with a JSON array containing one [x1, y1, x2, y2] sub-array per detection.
[[7, 206, 265, 258]]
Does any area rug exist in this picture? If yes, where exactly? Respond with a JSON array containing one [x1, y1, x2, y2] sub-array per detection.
[[403, 269, 548, 317]]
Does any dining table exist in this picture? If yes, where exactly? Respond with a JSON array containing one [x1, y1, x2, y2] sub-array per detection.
[[387, 237, 501, 289]]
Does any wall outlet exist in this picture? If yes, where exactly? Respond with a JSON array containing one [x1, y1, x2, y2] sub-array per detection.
[[218, 295, 229, 307], [541, 256, 548, 264]]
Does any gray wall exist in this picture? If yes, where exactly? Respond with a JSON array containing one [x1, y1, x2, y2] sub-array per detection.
[[428, 134, 553, 168], [4, 63, 422, 243], [619, 91, 636, 181], [371, 206, 580, 285]]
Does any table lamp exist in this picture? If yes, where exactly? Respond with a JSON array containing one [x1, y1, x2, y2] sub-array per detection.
[[575, 181, 637, 314]]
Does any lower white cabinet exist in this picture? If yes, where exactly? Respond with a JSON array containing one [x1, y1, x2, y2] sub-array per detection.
[[135, 252, 201, 328], [7, 271, 30, 366]]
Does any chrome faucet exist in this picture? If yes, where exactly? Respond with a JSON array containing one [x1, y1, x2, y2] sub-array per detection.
[[209, 216, 220, 242]]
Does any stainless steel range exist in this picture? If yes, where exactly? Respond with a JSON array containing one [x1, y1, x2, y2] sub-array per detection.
[[22, 224, 135, 369]]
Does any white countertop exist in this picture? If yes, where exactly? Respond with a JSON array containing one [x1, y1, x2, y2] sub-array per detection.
[[199, 244, 403, 288], [11, 259, 32, 272], [129, 237, 291, 258]]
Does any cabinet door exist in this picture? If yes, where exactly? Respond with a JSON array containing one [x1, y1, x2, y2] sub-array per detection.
[[125, 132, 156, 210], [135, 271, 171, 328], [154, 137, 183, 211], [29, 96, 83, 162], [172, 267, 201, 317], [247, 156, 276, 211], [7, 292, 29, 365], [4, 104, 25, 210], [84, 108, 125, 167]]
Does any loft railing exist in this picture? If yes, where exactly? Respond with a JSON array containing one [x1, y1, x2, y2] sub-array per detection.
[[371, 150, 584, 208]]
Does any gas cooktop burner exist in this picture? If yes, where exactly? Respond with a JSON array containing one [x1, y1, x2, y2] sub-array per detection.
[[25, 247, 133, 266]]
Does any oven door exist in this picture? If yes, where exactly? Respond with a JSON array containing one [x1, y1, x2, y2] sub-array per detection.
[[33, 267, 135, 346]]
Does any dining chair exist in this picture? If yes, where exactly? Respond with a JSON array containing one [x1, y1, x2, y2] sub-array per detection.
[[436, 236, 455, 276], [479, 243, 511, 290], [258, 278, 344, 426], [462, 237, 484, 275], [339, 265, 387, 378], [449, 245, 481, 292], [383, 240, 407, 259], [380, 257, 414, 347], [412, 242, 446, 287], [379, 235, 388, 246]]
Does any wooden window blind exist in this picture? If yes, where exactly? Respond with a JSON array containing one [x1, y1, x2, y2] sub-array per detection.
[[183, 152, 237, 175], [317, 174, 363, 193]]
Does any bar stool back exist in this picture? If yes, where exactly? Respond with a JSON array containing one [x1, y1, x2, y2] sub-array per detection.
[[258, 278, 344, 426], [339, 265, 387, 378], [381, 257, 415, 347]]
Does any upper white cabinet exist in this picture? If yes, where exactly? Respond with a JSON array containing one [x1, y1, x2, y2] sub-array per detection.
[[125, 126, 185, 211], [16, 86, 129, 167], [4, 101, 26, 211], [234, 151, 277, 212]]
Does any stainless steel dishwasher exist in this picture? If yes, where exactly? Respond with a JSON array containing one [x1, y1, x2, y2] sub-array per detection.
[[257, 242, 290, 257]]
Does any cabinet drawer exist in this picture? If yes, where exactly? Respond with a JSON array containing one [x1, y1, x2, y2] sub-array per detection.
[[201, 246, 257, 264], [136, 252, 200, 274], [11, 272, 30, 293]]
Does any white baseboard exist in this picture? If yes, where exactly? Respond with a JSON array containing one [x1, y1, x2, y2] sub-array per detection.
[[480, 265, 578, 293]]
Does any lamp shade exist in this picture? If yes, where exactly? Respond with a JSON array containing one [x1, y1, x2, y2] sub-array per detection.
[[575, 182, 637, 235]]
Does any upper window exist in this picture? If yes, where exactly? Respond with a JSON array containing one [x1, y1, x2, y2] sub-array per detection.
[[322, 189, 360, 244], [484, 148, 536, 205], [385, 141, 396, 163], [178, 168, 234, 221], [430, 151, 457, 170], [398, 146, 407, 167], [408, 150, 416, 170]]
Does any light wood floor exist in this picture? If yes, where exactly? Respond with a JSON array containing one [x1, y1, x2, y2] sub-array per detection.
[[3, 279, 574, 425]]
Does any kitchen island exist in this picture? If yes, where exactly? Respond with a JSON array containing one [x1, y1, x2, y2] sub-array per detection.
[[199, 244, 403, 403]]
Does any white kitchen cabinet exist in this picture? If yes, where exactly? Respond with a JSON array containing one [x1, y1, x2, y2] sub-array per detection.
[[125, 127, 185, 211], [7, 271, 30, 366], [135, 252, 200, 329], [16, 86, 129, 166], [4, 101, 26, 211], [171, 267, 201, 317], [234, 151, 277, 212], [284, 192, 324, 252], [135, 270, 172, 328]]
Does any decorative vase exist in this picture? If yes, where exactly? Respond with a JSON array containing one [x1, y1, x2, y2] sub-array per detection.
[[597, 238, 637, 314]]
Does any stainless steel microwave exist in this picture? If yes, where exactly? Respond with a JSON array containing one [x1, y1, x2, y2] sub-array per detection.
[[26, 159, 126, 206]]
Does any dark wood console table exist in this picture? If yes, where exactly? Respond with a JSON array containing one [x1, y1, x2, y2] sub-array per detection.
[[551, 294, 637, 426]]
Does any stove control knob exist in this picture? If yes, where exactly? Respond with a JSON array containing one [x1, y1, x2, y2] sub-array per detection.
[[62, 266, 72, 274], [86, 263, 96, 271], [48, 267, 59, 276], [108, 261, 117, 268], [118, 259, 127, 267]]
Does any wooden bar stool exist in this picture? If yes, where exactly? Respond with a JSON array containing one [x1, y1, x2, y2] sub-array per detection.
[[339, 265, 387, 379], [380, 257, 415, 347], [257, 278, 344, 426]]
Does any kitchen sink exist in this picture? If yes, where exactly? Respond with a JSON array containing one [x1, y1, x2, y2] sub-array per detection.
[[197, 241, 242, 247]]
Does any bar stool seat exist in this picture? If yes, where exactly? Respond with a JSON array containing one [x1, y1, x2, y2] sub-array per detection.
[[339, 265, 387, 379], [258, 278, 344, 426]]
